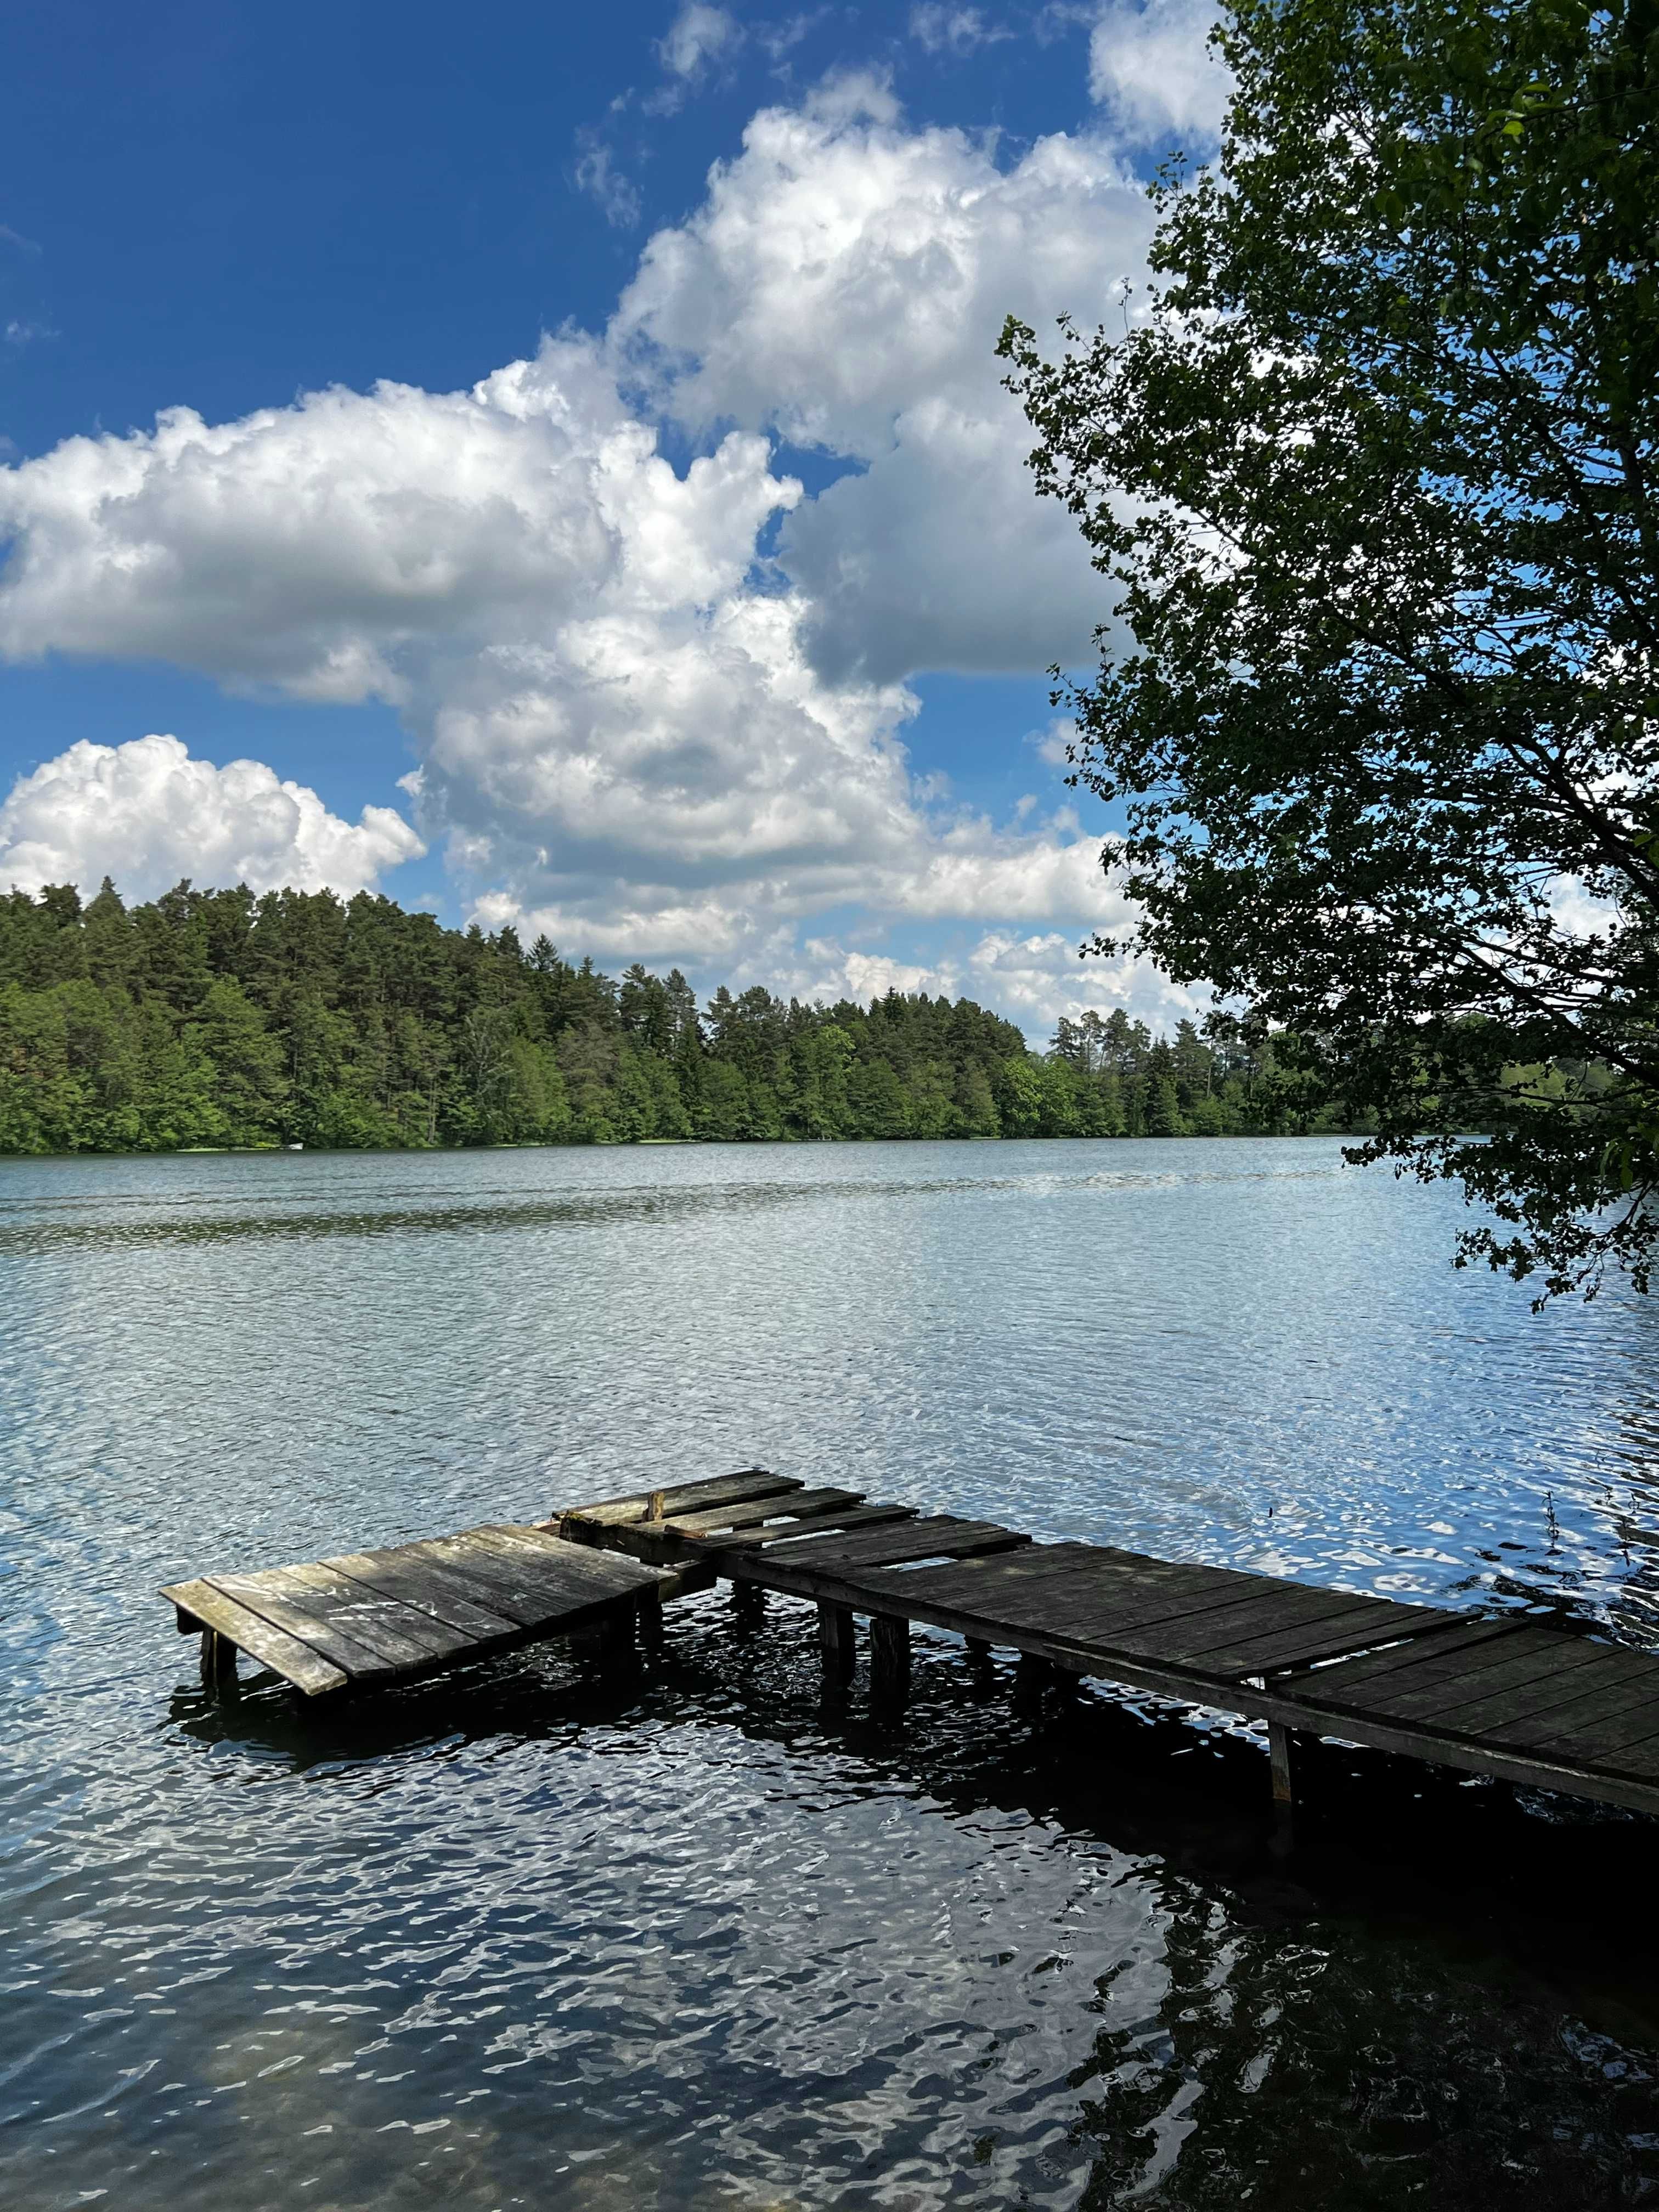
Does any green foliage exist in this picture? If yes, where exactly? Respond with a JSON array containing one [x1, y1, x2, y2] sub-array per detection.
[[1001, 0, 1659, 1299], [0, 880, 1365, 1153]]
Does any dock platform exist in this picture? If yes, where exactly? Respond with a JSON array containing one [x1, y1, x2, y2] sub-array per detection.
[[163, 1521, 694, 1696]]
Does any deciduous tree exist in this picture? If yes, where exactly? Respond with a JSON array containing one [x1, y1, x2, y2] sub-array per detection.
[[1002, 0, 1659, 1296]]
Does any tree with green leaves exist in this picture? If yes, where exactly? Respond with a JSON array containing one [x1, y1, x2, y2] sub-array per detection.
[[1002, 0, 1659, 1296]]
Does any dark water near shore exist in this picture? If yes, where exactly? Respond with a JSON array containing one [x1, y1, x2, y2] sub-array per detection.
[[7, 1136, 1659, 2210]]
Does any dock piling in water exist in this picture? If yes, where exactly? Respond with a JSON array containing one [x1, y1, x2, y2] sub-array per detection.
[[870, 1613, 911, 1702], [1269, 1720, 1296, 1843], [817, 1600, 856, 1684]]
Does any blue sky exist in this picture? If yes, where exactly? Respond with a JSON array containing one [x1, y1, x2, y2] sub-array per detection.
[[0, 0, 1227, 1035]]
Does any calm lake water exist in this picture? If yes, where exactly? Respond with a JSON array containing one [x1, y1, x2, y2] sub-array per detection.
[[7, 1136, 1659, 2210]]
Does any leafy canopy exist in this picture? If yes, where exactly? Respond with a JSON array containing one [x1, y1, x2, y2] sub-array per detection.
[[1001, 0, 1659, 1297]]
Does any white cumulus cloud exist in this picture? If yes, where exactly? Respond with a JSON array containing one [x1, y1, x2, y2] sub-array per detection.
[[0, 337, 785, 704], [614, 79, 1153, 680], [969, 927, 1205, 1037], [1088, 0, 1232, 148], [0, 735, 425, 901]]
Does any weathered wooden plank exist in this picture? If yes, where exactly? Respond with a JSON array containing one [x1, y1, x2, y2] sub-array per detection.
[[409, 1534, 601, 1627], [1385, 1640, 1627, 1732], [772, 1517, 1030, 1572], [664, 1487, 867, 1536], [1088, 1544, 1272, 1593], [468, 1524, 666, 1593], [711, 1503, 917, 1549], [910, 1544, 1217, 1597], [414, 1532, 633, 1612], [162, 1578, 351, 1697], [1166, 1583, 1455, 1655], [1556, 1729, 1659, 1781], [1526, 1707, 1659, 1776], [1118, 1586, 1400, 1663], [889, 1546, 1423, 1655], [872, 1546, 1141, 1609], [261, 1562, 473, 1668], [1190, 1605, 1468, 1680], [940, 1548, 1268, 1628], [206, 1571, 403, 1680], [1297, 1631, 1539, 1717], [1007, 1583, 1305, 1655], [1294, 1616, 1523, 1693], [1076, 1545, 1326, 1613], [343, 1531, 708, 1641], [318, 1548, 525, 1640], [437, 1525, 624, 1585], [1056, 1549, 1459, 1650], [1333, 1629, 1611, 1726], [559, 1469, 800, 1528], [869, 1551, 1363, 1664], [1480, 1668, 1659, 1757], [418, 1531, 671, 1648]]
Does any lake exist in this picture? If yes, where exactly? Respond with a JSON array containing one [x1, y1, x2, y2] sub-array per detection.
[[5, 1136, 1659, 2208]]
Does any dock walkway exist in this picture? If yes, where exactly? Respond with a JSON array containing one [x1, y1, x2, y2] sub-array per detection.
[[558, 1469, 1659, 1823]]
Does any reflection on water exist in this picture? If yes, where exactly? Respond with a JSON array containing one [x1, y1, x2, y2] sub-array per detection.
[[5, 1137, 1659, 2209]]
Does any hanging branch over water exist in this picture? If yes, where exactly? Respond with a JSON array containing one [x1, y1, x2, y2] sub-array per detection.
[[1000, 0, 1659, 1299]]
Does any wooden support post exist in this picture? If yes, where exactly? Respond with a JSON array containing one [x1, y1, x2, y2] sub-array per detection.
[[1013, 1652, 1056, 1713], [732, 1581, 766, 1630], [817, 1600, 856, 1686], [200, 1629, 239, 1696], [964, 1635, 991, 1660], [1268, 1721, 1295, 1846], [598, 1603, 638, 1680], [870, 1614, 911, 1703], [638, 1585, 665, 1656]]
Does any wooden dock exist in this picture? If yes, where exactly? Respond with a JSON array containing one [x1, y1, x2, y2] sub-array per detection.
[[162, 1466, 1659, 1829], [162, 1521, 698, 1696], [556, 1469, 1659, 1824]]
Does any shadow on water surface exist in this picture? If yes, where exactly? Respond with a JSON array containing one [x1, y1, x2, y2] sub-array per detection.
[[155, 1591, 1659, 2211]]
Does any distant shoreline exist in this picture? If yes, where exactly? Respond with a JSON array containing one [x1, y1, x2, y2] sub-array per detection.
[[0, 1128, 1380, 1163]]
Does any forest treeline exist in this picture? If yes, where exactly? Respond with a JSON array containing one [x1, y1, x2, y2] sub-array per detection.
[[0, 881, 1367, 1153]]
